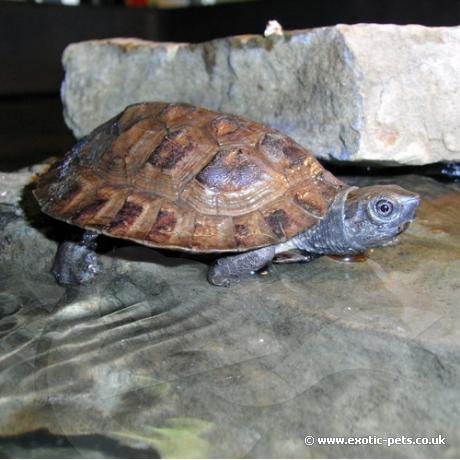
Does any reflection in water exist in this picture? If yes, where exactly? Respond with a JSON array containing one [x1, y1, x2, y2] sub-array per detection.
[[0, 175, 460, 457], [328, 252, 369, 263]]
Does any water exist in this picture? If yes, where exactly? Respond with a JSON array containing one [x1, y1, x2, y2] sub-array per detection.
[[0, 170, 459, 458]]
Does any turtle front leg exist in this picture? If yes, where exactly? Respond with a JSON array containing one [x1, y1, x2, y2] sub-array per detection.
[[52, 230, 100, 286], [208, 246, 276, 287]]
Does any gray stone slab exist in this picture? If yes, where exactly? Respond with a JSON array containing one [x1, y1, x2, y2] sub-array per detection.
[[61, 24, 460, 165]]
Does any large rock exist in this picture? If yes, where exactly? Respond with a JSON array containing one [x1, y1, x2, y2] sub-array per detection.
[[61, 24, 460, 166]]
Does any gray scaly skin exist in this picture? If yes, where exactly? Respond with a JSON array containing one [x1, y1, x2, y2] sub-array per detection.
[[52, 230, 100, 286], [52, 185, 419, 287], [208, 185, 420, 287]]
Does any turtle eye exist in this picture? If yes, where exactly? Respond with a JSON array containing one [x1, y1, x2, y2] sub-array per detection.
[[375, 199, 393, 217]]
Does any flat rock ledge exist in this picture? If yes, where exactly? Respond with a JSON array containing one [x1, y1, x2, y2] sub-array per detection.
[[62, 24, 460, 166]]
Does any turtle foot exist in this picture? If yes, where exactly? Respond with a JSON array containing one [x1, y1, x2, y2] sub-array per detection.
[[207, 246, 276, 287], [52, 241, 100, 286], [207, 260, 244, 287]]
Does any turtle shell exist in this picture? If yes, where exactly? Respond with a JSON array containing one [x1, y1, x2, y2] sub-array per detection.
[[34, 102, 344, 253]]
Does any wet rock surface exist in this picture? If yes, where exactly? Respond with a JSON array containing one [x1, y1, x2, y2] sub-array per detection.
[[0, 169, 460, 457], [62, 24, 460, 165]]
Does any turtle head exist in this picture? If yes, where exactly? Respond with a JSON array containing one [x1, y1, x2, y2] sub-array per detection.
[[343, 185, 420, 250]]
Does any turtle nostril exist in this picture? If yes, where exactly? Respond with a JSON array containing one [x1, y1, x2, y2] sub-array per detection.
[[407, 194, 421, 208]]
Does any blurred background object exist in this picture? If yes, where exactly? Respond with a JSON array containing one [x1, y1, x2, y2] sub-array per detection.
[[1, 0, 459, 170]]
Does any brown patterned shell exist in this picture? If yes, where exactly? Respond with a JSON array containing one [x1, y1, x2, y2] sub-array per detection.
[[34, 102, 344, 253]]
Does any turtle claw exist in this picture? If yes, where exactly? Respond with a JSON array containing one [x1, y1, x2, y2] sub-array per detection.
[[52, 241, 100, 286], [207, 262, 243, 287]]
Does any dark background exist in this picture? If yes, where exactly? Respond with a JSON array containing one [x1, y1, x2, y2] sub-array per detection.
[[1, 0, 460, 170]]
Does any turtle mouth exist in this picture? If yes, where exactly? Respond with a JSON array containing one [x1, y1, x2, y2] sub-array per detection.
[[397, 221, 411, 234]]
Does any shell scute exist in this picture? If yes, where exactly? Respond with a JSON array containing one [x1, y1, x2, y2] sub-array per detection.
[[192, 215, 235, 250], [64, 183, 129, 228], [260, 199, 319, 240], [290, 176, 343, 217], [147, 208, 177, 243], [258, 132, 324, 186], [233, 212, 278, 249], [118, 102, 167, 132], [260, 132, 306, 167], [181, 144, 288, 217], [107, 193, 162, 241], [108, 200, 144, 231], [134, 124, 218, 201], [196, 147, 271, 192], [145, 200, 195, 248], [71, 198, 108, 226], [80, 120, 120, 168], [210, 115, 260, 146], [42, 173, 96, 221], [159, 102, 197, 125], [147, 127, 198, 170]]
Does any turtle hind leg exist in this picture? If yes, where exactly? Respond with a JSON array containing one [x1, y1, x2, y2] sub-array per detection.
[[208, 246, 276, 287], [52, 230, 101, 286]]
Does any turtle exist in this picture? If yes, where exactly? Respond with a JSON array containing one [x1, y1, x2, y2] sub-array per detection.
[[33, 101, 420, 287]]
